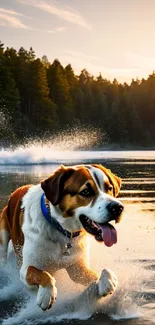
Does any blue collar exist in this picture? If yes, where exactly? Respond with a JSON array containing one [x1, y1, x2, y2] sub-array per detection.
[[41, 193, 81, 239]]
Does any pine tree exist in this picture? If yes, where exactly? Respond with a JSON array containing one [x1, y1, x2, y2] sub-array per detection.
[[47, 59, 75, 125], [65, 64, 77, 88], [28, 47, 35, 62], [27, 58, 58, 131], [42, 55, 50, 68], [0, 56, 20, 145]]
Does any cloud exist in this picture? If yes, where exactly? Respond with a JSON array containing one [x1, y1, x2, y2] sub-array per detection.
[[18, 0, 91, 29], [48, 26, 67, 33], [0, 13, 29, 29], [0, 7, 24, 16], [0, 6, 67, 33], [64, 50, 105, 63], [55, 26, 67, 32], [0, 7, 29, 28]]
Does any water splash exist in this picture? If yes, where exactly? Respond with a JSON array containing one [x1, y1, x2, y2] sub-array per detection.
[[0, 128, 102, 165], [0, 252, 152, 325]]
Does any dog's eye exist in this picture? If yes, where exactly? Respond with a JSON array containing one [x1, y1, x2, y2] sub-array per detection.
[[105, 184, 113, 192], [79, 189, 92, 197], [108, 185, 113, 191]]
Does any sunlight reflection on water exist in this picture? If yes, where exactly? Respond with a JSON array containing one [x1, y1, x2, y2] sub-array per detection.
[[0, 149, 155, 165]]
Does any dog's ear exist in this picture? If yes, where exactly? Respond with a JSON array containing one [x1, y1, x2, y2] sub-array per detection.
[[106, 170, 121, 197], [41, 165, 75, 205], [92, 164, 121, 197]]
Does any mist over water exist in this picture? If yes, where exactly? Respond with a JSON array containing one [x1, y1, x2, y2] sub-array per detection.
[[0, 128, 102, 165], [0, 129, 155, 166]]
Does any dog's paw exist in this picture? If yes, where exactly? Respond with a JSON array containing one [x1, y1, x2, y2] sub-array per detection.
[[97, 269, 117, 297], [37, 284, 57, 311]]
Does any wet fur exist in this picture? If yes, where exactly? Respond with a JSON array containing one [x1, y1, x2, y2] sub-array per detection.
[[0, 164, 122, 310]]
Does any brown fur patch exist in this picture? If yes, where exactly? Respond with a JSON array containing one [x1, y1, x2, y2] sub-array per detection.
[[0, 185, 32, 264], [41, 166, 75, 206], [0, 206, 10, 245], [26, 266, 55, 287], [92, 164, 121, 197], [59, 167, 99, 218]]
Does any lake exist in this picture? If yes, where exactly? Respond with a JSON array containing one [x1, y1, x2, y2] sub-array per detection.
[[0, 150, 155, 325]]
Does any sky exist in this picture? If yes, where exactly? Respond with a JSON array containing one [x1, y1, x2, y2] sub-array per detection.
[[0, 0, 155, 83]]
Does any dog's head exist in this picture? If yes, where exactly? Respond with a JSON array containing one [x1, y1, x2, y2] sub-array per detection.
[[41, 164, 124, 246]]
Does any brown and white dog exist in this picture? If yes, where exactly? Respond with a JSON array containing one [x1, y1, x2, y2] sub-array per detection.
[[0, 164, 124, 311]]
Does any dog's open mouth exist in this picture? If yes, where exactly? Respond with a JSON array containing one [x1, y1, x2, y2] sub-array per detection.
[[79, 215, 117, 247]]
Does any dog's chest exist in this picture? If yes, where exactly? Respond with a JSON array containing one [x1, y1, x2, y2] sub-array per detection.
[[22, 190, 86, 271], [23, 227, 85, 271], [43, 238, 82, 268]]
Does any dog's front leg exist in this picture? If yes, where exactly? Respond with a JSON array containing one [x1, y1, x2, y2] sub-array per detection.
[[72, 269, 117, 313], [66, 260, 98, 286], [67, 261, 117, 299], [21, 266, 57, 310]]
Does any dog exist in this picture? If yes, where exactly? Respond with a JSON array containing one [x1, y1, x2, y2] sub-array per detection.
[[0, 164, 124, 311]]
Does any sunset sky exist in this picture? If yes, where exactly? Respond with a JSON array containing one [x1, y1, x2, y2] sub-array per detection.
[[0, 0, 155, 83]]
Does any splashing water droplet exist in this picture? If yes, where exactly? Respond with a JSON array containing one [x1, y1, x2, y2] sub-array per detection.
[[0, 127, 103, 165]]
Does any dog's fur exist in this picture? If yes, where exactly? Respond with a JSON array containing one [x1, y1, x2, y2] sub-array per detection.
[[0, 164, 123, 310]]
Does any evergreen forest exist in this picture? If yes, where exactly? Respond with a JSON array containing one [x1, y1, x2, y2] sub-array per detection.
[[0, 40, 155, 148]]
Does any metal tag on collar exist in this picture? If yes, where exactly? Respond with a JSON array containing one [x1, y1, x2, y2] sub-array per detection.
[[66, 242, 72, 250], [63, 232, 73, 255], [63, 242, 72, 256]]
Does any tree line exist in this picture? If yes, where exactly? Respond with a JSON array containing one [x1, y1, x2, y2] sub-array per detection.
[[0, 40, 155, 148]]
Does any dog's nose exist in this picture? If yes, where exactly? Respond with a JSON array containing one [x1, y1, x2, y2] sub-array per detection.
[[108, 202, 124, 217]]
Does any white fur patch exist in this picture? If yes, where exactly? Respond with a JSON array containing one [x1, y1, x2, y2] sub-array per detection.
[[97, 268, 117, 297], [20, 184, 86, 287], [37, 283, 57, 310]]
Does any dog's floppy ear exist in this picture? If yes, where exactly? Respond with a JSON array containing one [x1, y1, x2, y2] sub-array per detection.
[[41, 165, 74, 205], [92, 164, 121, 197], [106, 169, 121, 197]]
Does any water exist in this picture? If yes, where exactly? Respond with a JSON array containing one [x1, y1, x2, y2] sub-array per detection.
[[0, 148, 155, 325]]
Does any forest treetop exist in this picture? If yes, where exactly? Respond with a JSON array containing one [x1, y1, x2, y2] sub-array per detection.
[[0, 41, 154, 148]]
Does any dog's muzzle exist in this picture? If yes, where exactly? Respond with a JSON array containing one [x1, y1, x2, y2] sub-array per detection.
[[79, 199, 124, 247]]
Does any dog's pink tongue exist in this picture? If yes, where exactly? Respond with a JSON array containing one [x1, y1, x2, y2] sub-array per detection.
[[98, 224, 117, 247]]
